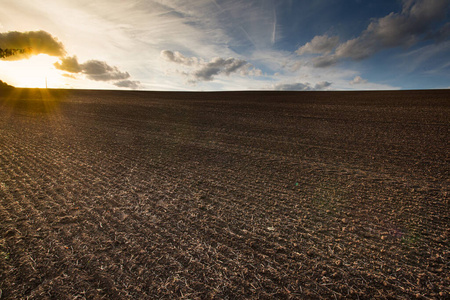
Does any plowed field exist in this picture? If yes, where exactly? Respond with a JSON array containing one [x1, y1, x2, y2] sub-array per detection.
[[0, 89, 449, 299]]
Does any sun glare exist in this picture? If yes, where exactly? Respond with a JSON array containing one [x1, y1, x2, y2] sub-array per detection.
[[0, 54, 66, 88]]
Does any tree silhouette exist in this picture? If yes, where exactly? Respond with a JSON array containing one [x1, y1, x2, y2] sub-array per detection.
[[0, 47, 31, 59], [0, 80, 14, 89], [0, 48, 32, 88]]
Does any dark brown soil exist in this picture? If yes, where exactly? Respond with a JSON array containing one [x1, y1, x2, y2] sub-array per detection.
[[0, 88, 449, 299]]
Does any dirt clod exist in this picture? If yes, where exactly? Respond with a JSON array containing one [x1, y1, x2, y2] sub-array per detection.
[[0, 89, 448, 299]]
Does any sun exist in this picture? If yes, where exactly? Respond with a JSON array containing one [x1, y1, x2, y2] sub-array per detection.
[[0, 54, 66, 88]]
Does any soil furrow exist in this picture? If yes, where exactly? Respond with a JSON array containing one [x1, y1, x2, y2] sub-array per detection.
[[1, 89, 448, 299]]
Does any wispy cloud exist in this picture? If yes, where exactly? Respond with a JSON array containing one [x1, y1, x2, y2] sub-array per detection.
[[271, 7, 277, 45], [397, 40, 450, 73], [1, 0, 447, 90]]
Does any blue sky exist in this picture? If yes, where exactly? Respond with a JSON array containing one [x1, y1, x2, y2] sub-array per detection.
[[0, 0, 449, 90]]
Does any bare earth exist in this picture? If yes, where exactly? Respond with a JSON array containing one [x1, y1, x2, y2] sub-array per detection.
[[0, 89, 448, 299]]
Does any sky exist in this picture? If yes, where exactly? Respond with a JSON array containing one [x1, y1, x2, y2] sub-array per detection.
[[0, 0, 449, 91]]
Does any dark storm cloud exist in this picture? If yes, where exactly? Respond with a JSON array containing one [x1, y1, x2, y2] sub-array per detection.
[[297, 0, 450, 67], [54, 56, 130, 81], [114, 80, 141, 89], [274, 81, 331, 91], [161, 50, 260, 82], [0, 30, 65, 59]]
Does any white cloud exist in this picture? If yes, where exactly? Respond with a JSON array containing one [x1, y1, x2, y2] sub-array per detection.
[[338, 0, 449, 59], [54, 55, 134, 83], [193, 57, 248, 81], [311, 55, 338, 68], [314, 81, 332, 90], [161, 50, 262, 82], [81, 60, 130, 81], [271, 63, 399, 91], [1, 0, 435, 91], [53, 55, 81, 73], [0, 30, 65, 59], [298, 0, 450, 67], [160, 50, 198, 66], [274, 81, 331, 91], [350, 76, 368, 85], [296, 35, 339, 55], [114, 80, 141, 89], [274, 82, 311, 91]]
